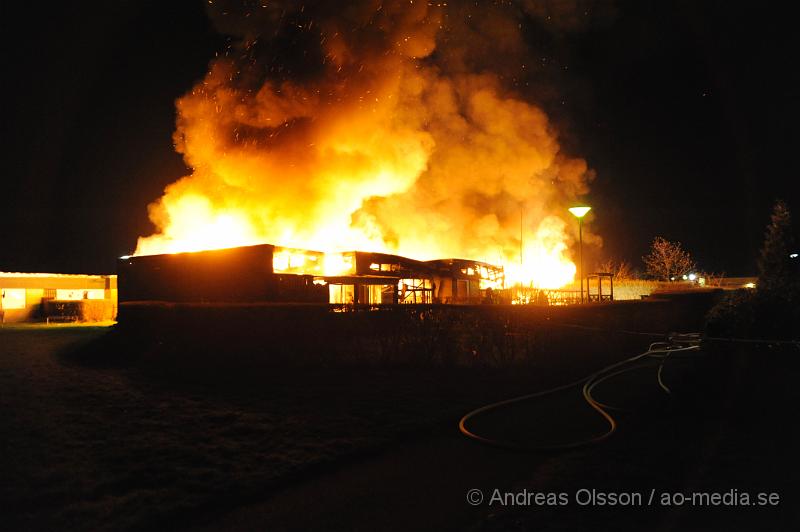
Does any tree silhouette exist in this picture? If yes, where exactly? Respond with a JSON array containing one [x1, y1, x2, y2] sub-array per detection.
[[707, 200, 798, 340], [597, 258, 633, 280], [642, 237, 695, 281], [757, 200, 796, 292]]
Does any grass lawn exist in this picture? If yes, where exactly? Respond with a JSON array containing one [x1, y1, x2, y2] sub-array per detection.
[[1, 322, 646, 530], [5, 301, 792, 531]]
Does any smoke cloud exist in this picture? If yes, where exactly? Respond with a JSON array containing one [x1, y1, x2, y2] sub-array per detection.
[[135, 0, 600, 286]]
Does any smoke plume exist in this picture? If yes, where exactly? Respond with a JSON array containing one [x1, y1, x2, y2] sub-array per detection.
[[135, 0, 598, 287]]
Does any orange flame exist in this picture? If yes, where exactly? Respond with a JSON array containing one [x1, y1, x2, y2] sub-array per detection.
[[133, 2, 593, 289]]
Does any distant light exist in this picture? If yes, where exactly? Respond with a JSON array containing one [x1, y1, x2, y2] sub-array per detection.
[[670, 276, 675, 281], [682, 274, 688, 280], [119, 255, 131, 260], [688, 273, 696, 281], [568, 206, 592, 218], [744, 282, 756, 289], [790, 253, 799, 259]]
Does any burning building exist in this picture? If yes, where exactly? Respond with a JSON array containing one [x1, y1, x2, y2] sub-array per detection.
[[118, 245, 325, 304], [117, 244, 505, 307], [320, 252, 504, 305], [126, 1, 595, 291]]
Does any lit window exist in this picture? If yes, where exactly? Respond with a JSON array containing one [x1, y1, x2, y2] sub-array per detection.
[[1, 288, 26, 309]]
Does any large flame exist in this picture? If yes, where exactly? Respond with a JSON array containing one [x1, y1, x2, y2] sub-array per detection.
[[133, 1, 593, 289]]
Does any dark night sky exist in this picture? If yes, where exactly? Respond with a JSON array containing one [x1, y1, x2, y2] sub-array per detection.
[[1, 1, 797, 276]]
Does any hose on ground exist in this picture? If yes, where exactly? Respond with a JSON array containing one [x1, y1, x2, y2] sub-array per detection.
[[458, 334, 702, 452]]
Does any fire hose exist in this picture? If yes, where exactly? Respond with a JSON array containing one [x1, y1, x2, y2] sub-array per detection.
[[458, 333, 703, 451]]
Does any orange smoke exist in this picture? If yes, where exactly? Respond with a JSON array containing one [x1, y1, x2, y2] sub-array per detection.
[[133, 1, 594, 289]]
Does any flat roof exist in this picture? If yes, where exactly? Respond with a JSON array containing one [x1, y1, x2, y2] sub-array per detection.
[[1, 272, 115, 278]]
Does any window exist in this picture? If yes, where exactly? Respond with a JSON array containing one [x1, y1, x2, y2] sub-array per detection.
[[397, 279, 433, 304], [329, 284, 355, 304], [366, 285, 383, 304], [1, 288, 26, 309], [371, 263, 400, 272], [55, 289, 105, 300]]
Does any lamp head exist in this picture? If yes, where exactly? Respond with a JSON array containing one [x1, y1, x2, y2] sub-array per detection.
[[568, 206, 591, 218]]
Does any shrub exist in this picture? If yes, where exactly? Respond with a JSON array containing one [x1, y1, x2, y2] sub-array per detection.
[[705, 200, 799, 340], [706, 287, 799, 340]]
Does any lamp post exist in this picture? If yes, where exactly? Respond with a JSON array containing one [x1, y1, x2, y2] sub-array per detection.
[[568, 206, 591, 304]]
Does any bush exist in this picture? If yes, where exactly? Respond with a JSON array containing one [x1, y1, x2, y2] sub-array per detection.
[[706, 200, 799, 341], [706, 286, 799, 340]]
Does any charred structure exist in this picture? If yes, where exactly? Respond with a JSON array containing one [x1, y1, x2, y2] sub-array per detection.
[[130, 1, 590, 291], [117, 244, 325, 304], [117, 244, 505, 307]]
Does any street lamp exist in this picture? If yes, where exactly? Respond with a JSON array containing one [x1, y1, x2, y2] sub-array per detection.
[[568, 206, 591, 303]]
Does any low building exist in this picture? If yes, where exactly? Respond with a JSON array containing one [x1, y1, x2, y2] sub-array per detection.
[[314, 252, 506, 305], [117, 244, 326, 304], [322, 251, 438, 304], [425, 258, 505, 304], [117, 244, 507, 308], [0, 272, 117, 323]]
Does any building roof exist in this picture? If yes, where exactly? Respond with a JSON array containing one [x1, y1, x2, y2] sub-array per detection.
[[1, 272, 115, 278]]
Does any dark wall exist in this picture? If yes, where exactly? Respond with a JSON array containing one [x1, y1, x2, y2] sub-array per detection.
[[118, 245, 278, 303]]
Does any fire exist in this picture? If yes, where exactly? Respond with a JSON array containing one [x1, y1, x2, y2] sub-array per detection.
[[323, 252, 355, 277], [135, 194, 262, 256], [504, 216, 578, 289], [132, 1, 595, 290], [272, 247, 324, 276]]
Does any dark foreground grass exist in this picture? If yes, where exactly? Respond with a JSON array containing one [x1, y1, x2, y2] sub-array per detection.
[[469, 342, 800, 532], [1, 295, 748, 531], [1, 319, 655, 531]]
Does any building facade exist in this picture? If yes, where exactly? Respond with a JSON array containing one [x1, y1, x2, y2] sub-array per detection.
[[117, 244, 506, 307], [0, 273, 117, 323]]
